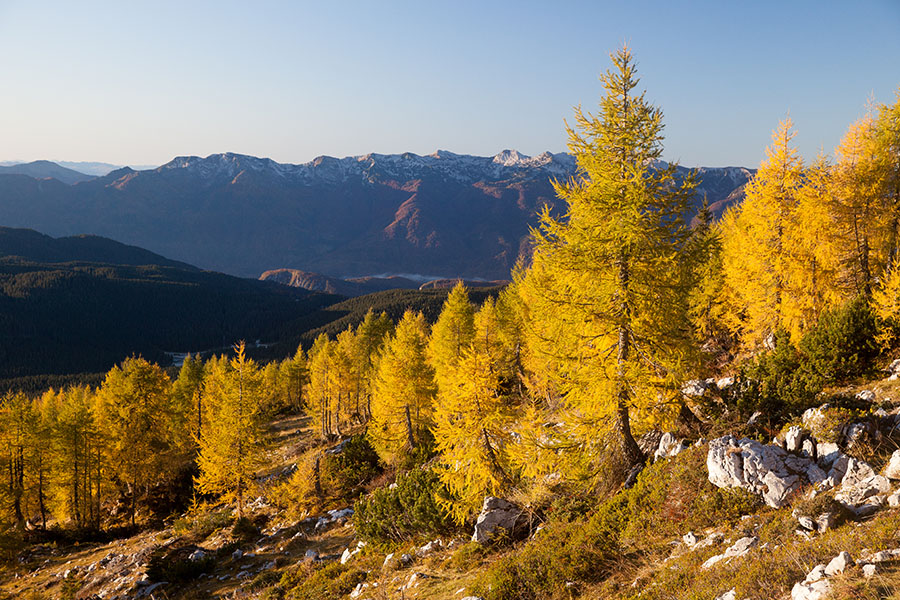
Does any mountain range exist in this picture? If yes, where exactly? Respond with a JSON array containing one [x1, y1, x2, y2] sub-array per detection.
[[0, 151, 753, 280]]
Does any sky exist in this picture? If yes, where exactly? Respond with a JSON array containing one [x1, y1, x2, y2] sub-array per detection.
[[0, 0, 898, 169]]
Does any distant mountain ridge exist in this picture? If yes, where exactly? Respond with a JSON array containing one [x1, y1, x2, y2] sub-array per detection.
[[0, 227, 196, 269], [0, 160, 94, 185], [0, 150, 754, 279]]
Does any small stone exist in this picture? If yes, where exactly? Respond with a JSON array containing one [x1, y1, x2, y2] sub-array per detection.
[[188, 549, 206, 562], [231, 549, 243, 560], [717, 377, 735, 390], [824, 551, 853, 576], [884, 450, 900, 480], [862, 563, 878, 578], [805, 564, 827, 583], [857, 390, 876, 402], [797, 516, 816, 531], [814, 512, 837, 533]]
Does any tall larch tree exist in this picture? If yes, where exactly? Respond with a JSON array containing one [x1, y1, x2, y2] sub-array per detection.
[[353, 309, 393, 419], [432, 298, 516, 522], [519, 47, 698, 471], [307, 334, 335, 439], [368, 310, 436, 465], [874, 89, 900, 267], [721, 118, 803, 347], [50, 386, 102, 529], [95, 357, 174, 526], [171, 354, 205, 451], [195, 342, 264, 517], [829, 116, 883, 297], [428, 282, 476, 396], [782, 155, 842, 337], [0, 392, 33, 529]]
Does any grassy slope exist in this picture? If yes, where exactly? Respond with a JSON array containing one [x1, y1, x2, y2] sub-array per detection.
[[4, 365, 900, 599]]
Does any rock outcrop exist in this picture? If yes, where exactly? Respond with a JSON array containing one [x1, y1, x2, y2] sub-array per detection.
[[707, 436, 824, 507], [472, 497, 523, 544], [708, 433, 895, 513]]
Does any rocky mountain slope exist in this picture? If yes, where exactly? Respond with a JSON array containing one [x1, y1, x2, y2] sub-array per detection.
[[0, 152, 753, 279]]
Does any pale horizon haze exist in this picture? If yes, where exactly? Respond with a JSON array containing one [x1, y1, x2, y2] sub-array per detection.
[[1, 0, 898, 169]]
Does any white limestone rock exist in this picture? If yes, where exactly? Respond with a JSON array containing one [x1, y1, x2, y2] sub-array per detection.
[[707, 436, 819, 508], [884, 449, 900, 480], [824, 551, 853, 576], [701, 536, 758, 569], [472, 497, 522, 544], [655, 432, 688, 461]]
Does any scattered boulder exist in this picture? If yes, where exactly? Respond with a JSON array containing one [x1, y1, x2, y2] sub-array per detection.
[[716, 377, 735, 390], [792, 565, 829, 600], [824, 551, 853, 576], [884, 449, 900, 480], [792, 552, 855, 599], [816, 443, 841, 469], [655, 432, 688, 461], [402, 572, 430, 590], [188, 549, 206, 562], [416, 539, 443, 557], [885, 359, 900, 379], [835, 473, 891, 508], [856, 390, 876, 403], [341, 541, 367, 565], [682, 379, 711, 397], [638, 430, 663, 456], [709, 433, 891, 514], [701, 536, 758, 569], [815, 511, 839, 533], [304, 549, 319, 561], [715, 589, 736, 600], [781, 426, 817, 460], [472, 497, 523, 544]]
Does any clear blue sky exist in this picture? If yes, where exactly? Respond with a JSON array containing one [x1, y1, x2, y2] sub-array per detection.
[[1, 0, 898, 168]]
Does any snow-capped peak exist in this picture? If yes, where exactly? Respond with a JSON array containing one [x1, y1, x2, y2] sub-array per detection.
[[492, 149, 530, 166]]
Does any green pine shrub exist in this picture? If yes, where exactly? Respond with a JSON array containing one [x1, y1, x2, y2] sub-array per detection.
[[353, 467, 455, 544], [799, 295, 878, 382]]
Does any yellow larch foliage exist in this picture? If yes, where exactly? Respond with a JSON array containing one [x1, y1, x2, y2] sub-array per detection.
[[368, 311, 435, 465], [432, 297, 516, 522], [195, 342, 265, 517], [721, 118, 803, 348]]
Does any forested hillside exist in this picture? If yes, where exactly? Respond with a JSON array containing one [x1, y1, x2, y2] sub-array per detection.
[[0, 257, 338, 381], [0, 48, 899, 600]]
